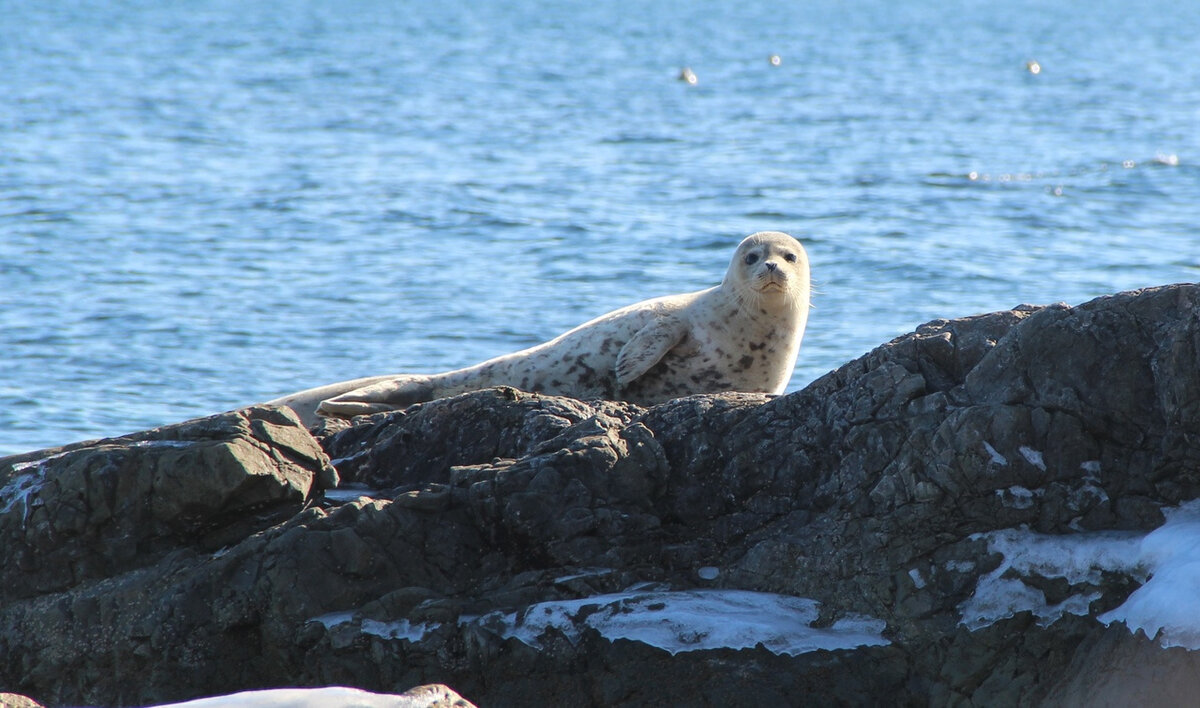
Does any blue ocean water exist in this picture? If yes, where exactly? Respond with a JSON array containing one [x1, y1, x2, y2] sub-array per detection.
[[1, 0, 1197, 456]]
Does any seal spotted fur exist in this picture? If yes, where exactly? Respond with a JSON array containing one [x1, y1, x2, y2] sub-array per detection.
[[269, 231, 810, 425]]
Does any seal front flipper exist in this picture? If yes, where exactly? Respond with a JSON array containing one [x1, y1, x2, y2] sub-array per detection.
[[614, 316, 687, 386], [317, 375, 435, 418]]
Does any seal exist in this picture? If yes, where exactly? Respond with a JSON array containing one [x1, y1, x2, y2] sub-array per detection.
[[269, 231, 810, 426]]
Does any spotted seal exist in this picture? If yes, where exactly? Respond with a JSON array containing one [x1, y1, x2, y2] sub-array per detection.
[[269, 231, 811, 426]]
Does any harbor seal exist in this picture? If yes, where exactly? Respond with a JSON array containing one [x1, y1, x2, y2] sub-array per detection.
[[269, 231, 810, 426]]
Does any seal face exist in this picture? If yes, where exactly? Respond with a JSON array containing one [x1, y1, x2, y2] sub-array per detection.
[[268, 231, 811, 425]]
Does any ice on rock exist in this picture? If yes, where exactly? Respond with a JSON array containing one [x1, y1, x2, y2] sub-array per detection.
[[473, 589, 889, 656], [962, 500, 1200, 649]]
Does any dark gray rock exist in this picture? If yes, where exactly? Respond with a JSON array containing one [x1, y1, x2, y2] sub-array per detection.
[[1, 284, 1198, 707], [323, 387, 644, 492], [0, 405, 334, 605]]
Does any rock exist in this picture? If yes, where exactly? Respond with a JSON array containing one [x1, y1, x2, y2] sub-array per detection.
[[322, 387, 644, 491], [0, 694, 44, 708], [0, 406, 333, 603], [1037, 628, 1200, 705], [1, 284, 1198, 706]]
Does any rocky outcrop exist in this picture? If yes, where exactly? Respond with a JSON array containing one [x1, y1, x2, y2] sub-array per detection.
[[0, 406, 334, 603], [1, 284, 1198, 707]]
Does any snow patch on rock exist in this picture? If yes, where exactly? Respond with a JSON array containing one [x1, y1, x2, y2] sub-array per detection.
[[961, 500, 1200, 649]]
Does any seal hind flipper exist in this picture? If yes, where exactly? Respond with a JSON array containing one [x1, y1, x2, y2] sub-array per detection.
[[317, 376, 435, 418], [315, 398, 403, 418], [614, 316, 687, 386]]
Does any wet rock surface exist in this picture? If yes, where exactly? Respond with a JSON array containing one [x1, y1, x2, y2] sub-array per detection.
[[2, 284, 1198, 707]]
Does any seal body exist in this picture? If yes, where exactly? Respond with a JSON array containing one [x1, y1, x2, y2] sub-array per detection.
[[269, 231, 810, 425]]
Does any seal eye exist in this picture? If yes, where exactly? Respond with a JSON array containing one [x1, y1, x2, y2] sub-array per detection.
[[783, 252, 797, 263], [744, 253, 759, 265]]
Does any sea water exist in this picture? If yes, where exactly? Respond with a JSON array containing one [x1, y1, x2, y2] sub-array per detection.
[[2, 0, 1197, 455]]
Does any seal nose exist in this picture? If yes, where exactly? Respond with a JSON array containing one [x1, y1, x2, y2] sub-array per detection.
[[765, 261, 778, 271]]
